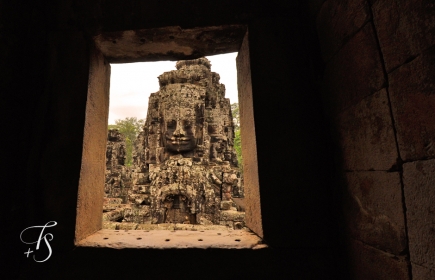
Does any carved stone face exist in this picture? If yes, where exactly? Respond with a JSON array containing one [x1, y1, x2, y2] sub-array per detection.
[[163, 102, 197, 153]]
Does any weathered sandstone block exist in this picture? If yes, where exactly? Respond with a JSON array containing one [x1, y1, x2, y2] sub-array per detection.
[[317, 0, 370, 62], [348, 239, 409, 280], [372, 0, 435, 72], [323, 22, 385, 115], [389, 48, 435, 161], [344, 171, 406, 254], [403, 159, 435, 270], [337, 89, 397, 170]]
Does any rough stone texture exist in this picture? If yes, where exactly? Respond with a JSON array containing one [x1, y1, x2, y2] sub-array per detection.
[[308, 0, 326, 21], [75, 46, 110, 242], [412, 263, 435, 280], [220, 200, 236, 210], [344, 171, 406, 255], [389, 47, 435, 162], [317, 0, 370, 62], [403, 159, 435, 270], [314, 0, 435, 277], [104, 129, 132, 202], [371, 0, 435, 72], [337, 89, 397, 170], [323, 22, 385, 115], [77, 228, 266, 249], [119, 57, 244, 228], [220, 210, 245, 222], [4, 0, 417, 278], [102, 198, 123, 212], [95, 25, 247, 63], [102, 209, 123, 222], [102, 222, 242, 231], [237, 31, 263, 238], [348, 239, 410, 280]]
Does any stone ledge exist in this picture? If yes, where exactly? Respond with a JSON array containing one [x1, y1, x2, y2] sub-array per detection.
[[220, 210, 245, 221], [95, 25, 247, 63], [76, 228, 266, 249]]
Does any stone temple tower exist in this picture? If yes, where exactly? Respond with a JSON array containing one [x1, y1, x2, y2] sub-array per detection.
[[130, 57, 244, 226]]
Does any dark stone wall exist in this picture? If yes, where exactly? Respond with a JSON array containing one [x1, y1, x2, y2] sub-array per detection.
[[3, 0, 346, 279], [312, 0, 435, 279]]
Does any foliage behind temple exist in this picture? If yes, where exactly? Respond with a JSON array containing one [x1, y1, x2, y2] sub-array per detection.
[[108, 117, 144, 166], [231, 103, 242, 174]]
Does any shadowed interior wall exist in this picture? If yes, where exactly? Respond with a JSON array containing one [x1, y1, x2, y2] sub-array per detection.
[[4, 1, 342, 278], [75, 46, 110, 242], [311, 0, 435, 279], [236, 31, 263, 238], [3, 0, 433, 279]]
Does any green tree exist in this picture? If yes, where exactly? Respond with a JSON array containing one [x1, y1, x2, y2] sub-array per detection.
[[234, 129, 243, 171], [231, 103, 243, 172], [109, 117, 145, 166], [231, 103, 240, 130]]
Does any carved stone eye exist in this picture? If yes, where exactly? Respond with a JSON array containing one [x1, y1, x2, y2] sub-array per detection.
[[167, 120, 176, 128], [184, 122, 192, 130]]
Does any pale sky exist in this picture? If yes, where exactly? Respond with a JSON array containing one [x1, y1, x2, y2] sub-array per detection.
[[108, 52, 238, 125]]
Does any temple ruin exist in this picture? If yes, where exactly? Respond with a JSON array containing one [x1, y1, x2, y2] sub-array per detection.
[[104, 129, 132, 202], [103, 57, 244, 230], [10, 0, 435, 277]]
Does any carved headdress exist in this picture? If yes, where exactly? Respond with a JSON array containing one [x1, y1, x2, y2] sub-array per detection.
[[141, 57, 237, 166]]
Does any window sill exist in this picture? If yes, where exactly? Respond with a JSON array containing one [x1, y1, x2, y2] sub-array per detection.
[[76, 227, 266, 249]]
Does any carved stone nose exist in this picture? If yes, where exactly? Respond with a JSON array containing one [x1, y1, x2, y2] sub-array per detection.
[[173, 121, 186, 137]]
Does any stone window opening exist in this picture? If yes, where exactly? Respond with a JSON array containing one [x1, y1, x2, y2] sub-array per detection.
[[75, 25, 266, 249]]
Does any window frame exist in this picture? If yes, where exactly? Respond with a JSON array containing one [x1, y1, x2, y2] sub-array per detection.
[[74, 25, 264, 249]]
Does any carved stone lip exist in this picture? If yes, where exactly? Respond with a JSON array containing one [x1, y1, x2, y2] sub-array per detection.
[[167, 137, 190, 142], [171, 141, 190, 145]]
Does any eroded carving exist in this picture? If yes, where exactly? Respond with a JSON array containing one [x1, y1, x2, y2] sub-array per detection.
[[103, 58, 244, 229], [104, 129, 132, 204]]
